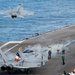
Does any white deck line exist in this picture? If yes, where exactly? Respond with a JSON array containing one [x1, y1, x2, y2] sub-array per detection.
[[0, 41, 23, 49], [0, 42, 11, 49], [3, 40, 25, 53], [0, 40, 25, 54], [4, 44, 19, 53], [7, 41, 23, 43]]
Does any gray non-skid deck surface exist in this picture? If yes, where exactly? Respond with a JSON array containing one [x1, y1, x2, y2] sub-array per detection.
[[1, 43, 18, 52]]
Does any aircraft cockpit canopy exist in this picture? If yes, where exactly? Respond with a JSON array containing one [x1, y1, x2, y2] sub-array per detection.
[[23, 48, 34, 53]]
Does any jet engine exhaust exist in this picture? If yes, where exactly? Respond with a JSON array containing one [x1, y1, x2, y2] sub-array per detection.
[[1, 64, 13, 71], [11, 15, 17, 18], [1, 65, 7, 71], [6, 65, 13, 71]]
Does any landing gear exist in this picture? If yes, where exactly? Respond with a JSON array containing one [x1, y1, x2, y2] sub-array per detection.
[[7, 71, 11, 74], [25, 69, 31, 74]]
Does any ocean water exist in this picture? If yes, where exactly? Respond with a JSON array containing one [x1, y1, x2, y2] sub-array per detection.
[[0, 0, 75, 42]]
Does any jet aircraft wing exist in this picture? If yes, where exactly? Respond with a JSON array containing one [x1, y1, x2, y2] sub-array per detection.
[[0, 10, 12, 15], [0, 4, 34, 18], [20, 10, 34, 16]]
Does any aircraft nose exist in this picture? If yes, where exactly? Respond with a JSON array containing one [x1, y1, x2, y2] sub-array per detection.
[[19, 4, 23, 6]]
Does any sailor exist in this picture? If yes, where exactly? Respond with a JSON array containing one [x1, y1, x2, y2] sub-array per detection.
[[71, 68, 75, 74], [68, 72, 75, 75], [73, 68, 75, 73], [19, 47, 22, 50], [57, 47, 60, 54], [62, 49, 65, 54], [62, 71, 67, 75], [61, 55, 65, 65], [48, 47, 52, 59], [62, 46, 66, 54]]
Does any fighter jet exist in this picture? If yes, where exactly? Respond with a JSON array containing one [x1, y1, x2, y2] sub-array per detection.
[[0, 47, 48, 73], [0, 4, 34, 18]]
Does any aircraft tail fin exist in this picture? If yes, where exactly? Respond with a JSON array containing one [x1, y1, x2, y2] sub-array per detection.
[[0, 49, 8, 63]]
